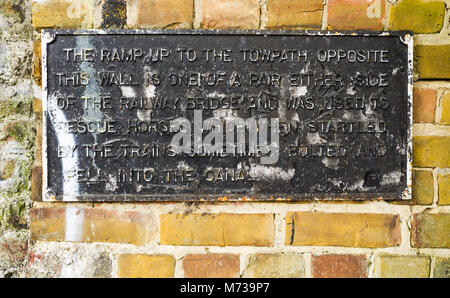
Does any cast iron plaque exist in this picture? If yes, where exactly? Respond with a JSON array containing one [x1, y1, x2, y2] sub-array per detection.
[[42, 30, 413, 202]]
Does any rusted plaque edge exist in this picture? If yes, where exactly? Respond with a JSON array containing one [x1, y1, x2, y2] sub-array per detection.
[[41, 29, 413, 202]]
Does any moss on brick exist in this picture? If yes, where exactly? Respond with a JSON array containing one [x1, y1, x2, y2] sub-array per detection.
[[0, 0, 32, 40], [1, 160, 16, 180], [5, 159, 32, 196], [434, 257, 450, 278], [0, 100, 32, 120], [388, 0, 445, 33], [4, 121, 35, 149], [0, 199, 29, 230]]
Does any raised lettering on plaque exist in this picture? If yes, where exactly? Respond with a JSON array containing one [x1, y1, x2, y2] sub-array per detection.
[[42, 30, 413, 201]]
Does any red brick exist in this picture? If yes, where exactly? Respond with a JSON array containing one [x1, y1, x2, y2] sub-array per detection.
[[327, 0, 385, 30], [312, 254, 368, 278], [413, 88, 436, 123], [183, 254, 240, 278]]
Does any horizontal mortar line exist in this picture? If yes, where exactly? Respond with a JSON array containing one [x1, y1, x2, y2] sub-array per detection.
[[30, 201, 450, 214], [413, 80, 450, 87], [30, 240, 450, 256], [412, 123, 450, 136]]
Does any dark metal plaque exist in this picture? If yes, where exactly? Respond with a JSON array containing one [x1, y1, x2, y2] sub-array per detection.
[[42, 30, 412, 202]]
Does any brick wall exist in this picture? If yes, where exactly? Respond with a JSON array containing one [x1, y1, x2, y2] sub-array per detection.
[[0, 0, 448, 277]]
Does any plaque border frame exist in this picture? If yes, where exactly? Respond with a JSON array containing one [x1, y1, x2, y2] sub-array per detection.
[[41, 29, 413, 202]]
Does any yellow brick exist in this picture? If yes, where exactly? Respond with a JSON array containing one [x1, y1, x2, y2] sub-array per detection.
[[375, 255, 430, 278], [266, 0, 323, 29], [81, 209, 152, 245], [30, 207, 154, 245], [135, 0, 193, 29], [412, 169, 434, 205], [413, 136, 450, 167], [32, 39, 42, 87], [118, 254, 175, 278], [30, 207, 65, 241], [414, 45, 450, 79], [438, 174, 450, 205], [32, 0, 94, 29], [286, 212, 401, 248], [243, 253, 305, 278], [440, 93, 450, 125], [388, 0, 445, 34], [412, 213, 450, 248], [31, 166, 42, 202], [160, 213, 274, 246], [201, 0, 260, 29]]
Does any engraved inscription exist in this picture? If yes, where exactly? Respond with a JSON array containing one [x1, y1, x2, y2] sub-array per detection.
[[43, 30, 411, 201]]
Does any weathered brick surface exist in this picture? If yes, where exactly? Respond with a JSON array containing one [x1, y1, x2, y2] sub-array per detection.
[[286, 212, 401, 248], [412, 169, 434, 205], [311, 254, 368, 278], [32, 39, 41, 87], [30, 207, 154, 245], [438, 174, 450, 205], [117, 254, 175, 278], [183, 254, 240, 278], [411, 213, 450, 248], [327, 0, 385, 30], [413, 88, 436, 123], [0, 233, 28, 276], [1, 0, 32, 41], [32, 0, 94, 29], [26, 245, 112, 278], [30, 166, 42, 202], [202, 0, 260, 29], [30, 207, 65, 241], [135, 0, 193, 29], [160, 213, 274, 246], [0, 0, 33, 278], [266, 0, 323, 29], [413, 136, 450, 168], [375, 255, 430, 278], [434, 257, 450, 278], [414, 45, 450, 79], [243, 253, 305, 278], [388, 0, 445, 33], [440, 93, 450, 125]]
